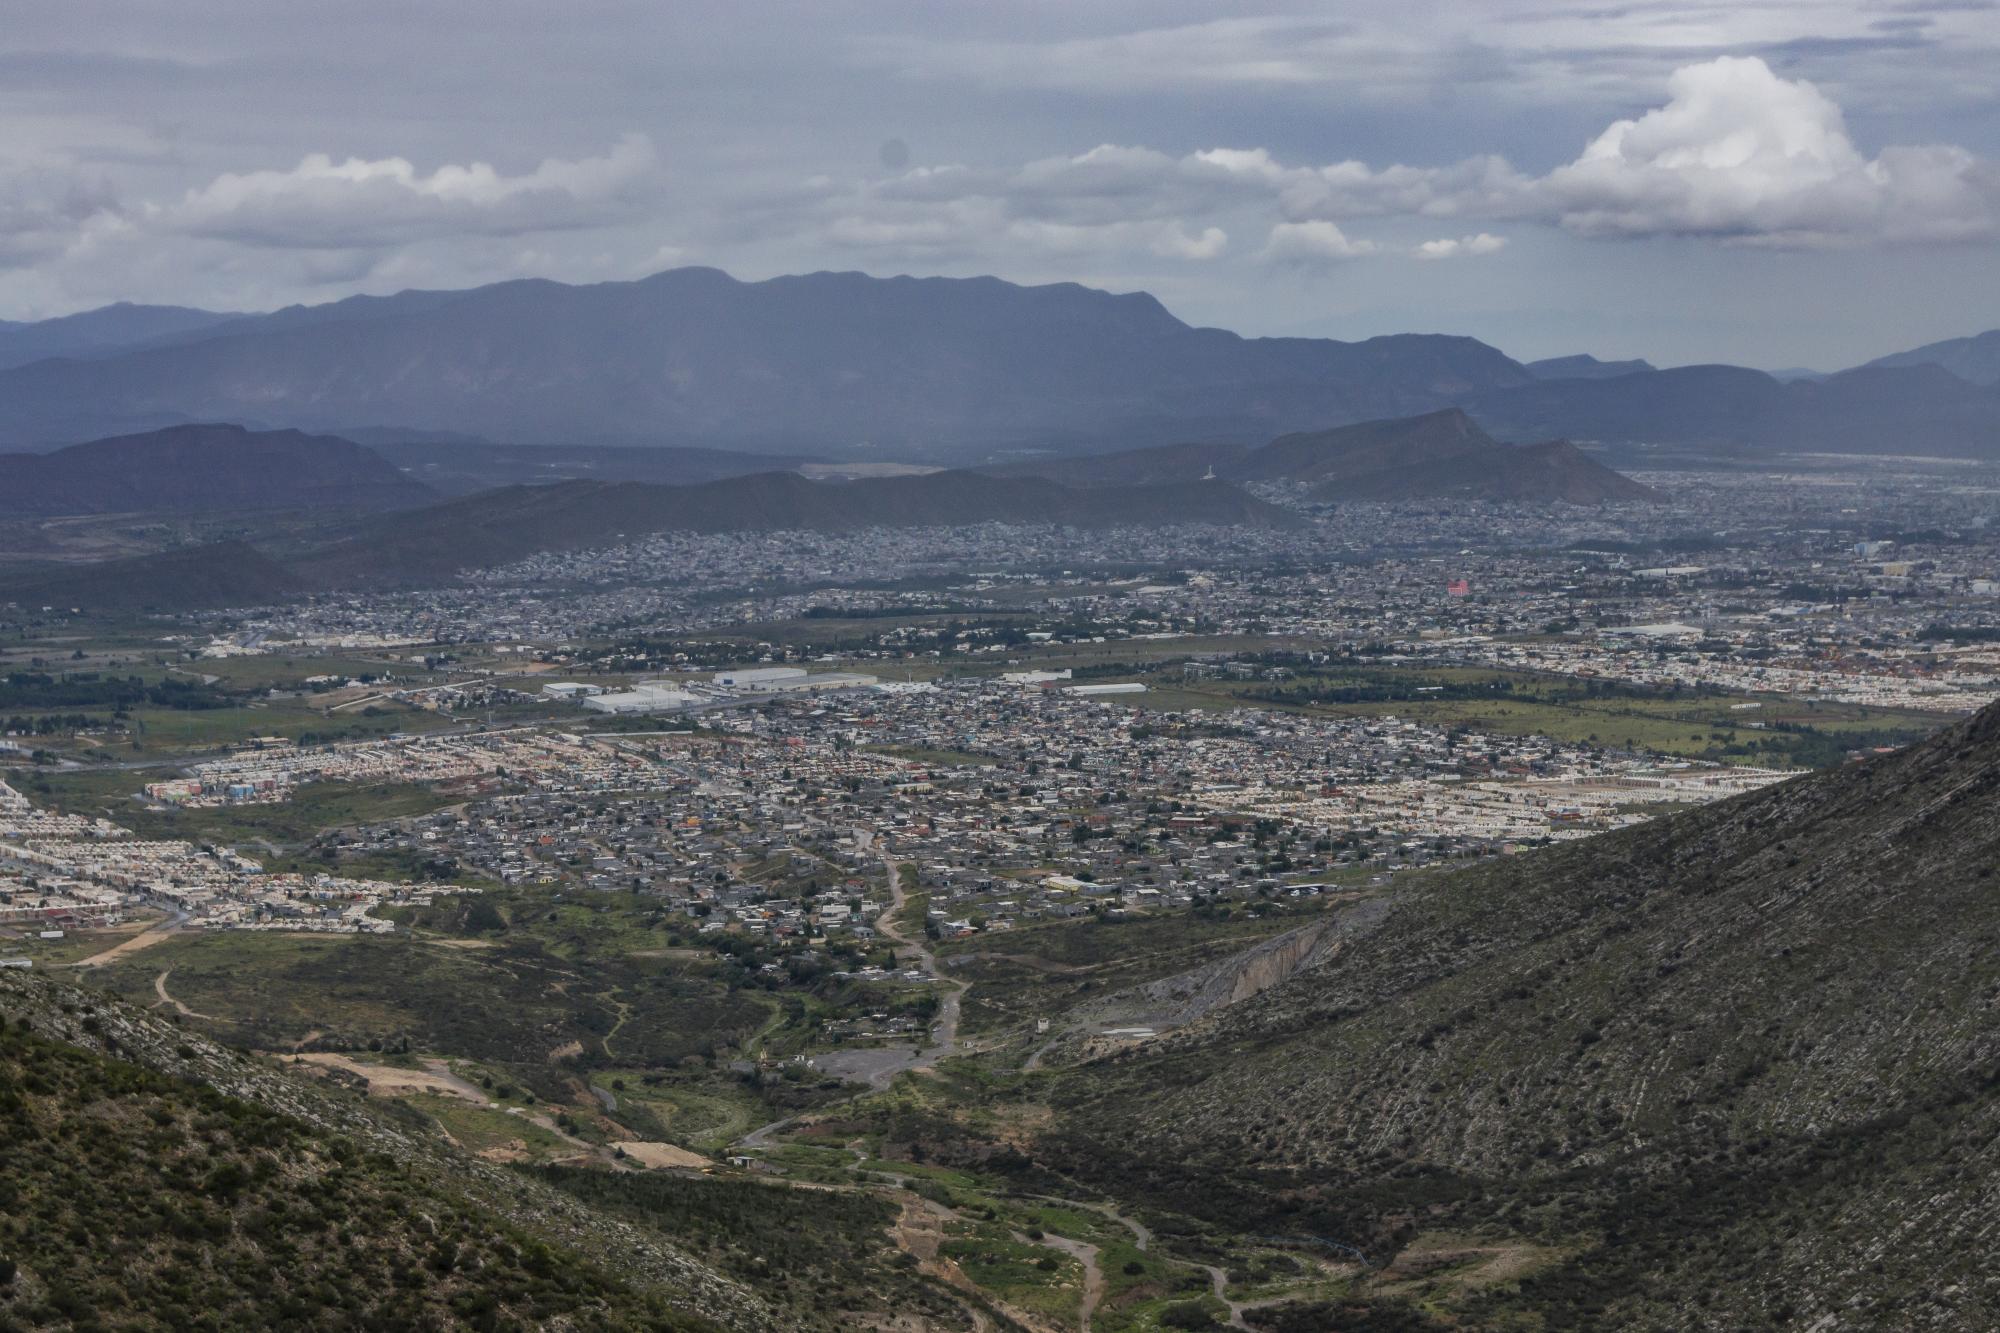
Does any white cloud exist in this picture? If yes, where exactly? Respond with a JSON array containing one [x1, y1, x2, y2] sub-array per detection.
[[795, 57, 1993, 267], [1413, 233, 1508, 260], [158, 134, 661, 249], [1535, 56, 1996, 244], [1261, 220, 1376, 263], [1256, 57, 1996, 248]]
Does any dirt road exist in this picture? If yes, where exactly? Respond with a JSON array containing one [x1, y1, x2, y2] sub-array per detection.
[[151, 968, 213, 1020], [69, 909, 187, 969]]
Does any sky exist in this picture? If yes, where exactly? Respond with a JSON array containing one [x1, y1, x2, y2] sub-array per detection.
[[0, 0, 1996, 369]]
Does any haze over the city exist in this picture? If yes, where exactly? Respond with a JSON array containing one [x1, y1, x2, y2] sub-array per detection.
[[3, 0, 1997, 368]]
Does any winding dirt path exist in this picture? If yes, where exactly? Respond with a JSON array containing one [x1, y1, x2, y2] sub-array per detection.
[[1034, 1231, 1105, 1329], [152, 968, 214, 1019]]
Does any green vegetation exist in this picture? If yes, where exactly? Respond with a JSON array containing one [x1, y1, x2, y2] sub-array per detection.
[[1132, 662, 1941, 766], [0, 1012, 712, 1330], [537, 1166, 960, 1324]]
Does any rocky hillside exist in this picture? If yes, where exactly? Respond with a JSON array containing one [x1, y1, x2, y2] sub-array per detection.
[[1045, 701, 2000, 1329], [0, 969, 788, 1330]]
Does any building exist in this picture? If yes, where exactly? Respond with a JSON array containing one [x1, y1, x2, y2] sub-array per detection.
[[582, 685, 700, 715], [713, 666, 809, 688]]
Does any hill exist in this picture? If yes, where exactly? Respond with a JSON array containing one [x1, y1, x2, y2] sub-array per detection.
[[1231, 407, 1503, 485], [1524, 354, 1657, 380], [988, 410, 1656, 503], [296, 469, 1302, 588], [0, 267, 1535, 454], [0, 970, 787, 1330], [1322, 437, 1658, 503], [1470, 362, 2000, 456], [1041, 700, 2000, 1329], [2, 469, 1299, 609], [0, 423, 437, 516], [1243, 409, 1655, 502], [1860, 328, 2000, 386]]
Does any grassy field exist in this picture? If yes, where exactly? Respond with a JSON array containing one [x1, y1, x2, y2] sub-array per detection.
[[1122, 664, 1945, 766]]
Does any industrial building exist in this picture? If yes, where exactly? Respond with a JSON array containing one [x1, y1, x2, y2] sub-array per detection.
[[582, 684, 702, 714]]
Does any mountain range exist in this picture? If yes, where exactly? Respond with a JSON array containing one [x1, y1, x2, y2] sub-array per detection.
[[1043, 694, 2000, 1328], [0, 271, 1990, 459], [0, 423, 437, 516], [0, 269, 1534, 455], [991, 408, 1658, 504]]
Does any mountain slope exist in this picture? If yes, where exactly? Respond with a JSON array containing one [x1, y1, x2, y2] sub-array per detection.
[[0, 267, 1535, 453], [986, 409, 1656, 503], [1320, 437, 1658, 503], [1231, 407, 1501, 484], [1237, 408, 1657, 502], [0, 423, 437, 516], [7, 540, 307, 612], [0, 970, 784, 1330], [0, 303, 240, 371], [1043, 702, 2000, 1329], [1861, 328, 2000, 386]]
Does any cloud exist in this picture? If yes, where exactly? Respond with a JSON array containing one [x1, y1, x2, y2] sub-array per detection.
[[1413, 233, 1508, 259], [1261, 220, 1377, 263], [1263, 56, 1998, 247], [0, 161, 120, 269], [1534, 56, 1996, 244], [159, 134, 661, 249], [737, 55, 1993, 271]]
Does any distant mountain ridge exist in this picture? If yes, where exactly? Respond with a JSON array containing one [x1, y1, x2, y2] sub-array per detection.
[[0, 423, 436, 516], [0, 302, 240, 371], [0, 273, 1991, 457], [1525, 353, 1657, 380], [1861, 328, 2000, 386], [0, 267, 1535, 453], [990, 409, 1657, 503]]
